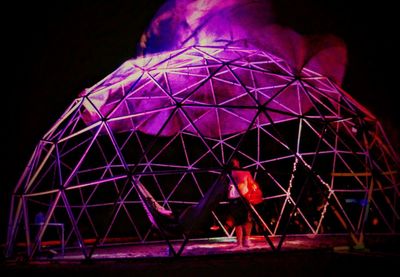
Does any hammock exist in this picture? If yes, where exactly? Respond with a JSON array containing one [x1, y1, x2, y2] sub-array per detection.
[[136, 182, 173, 217], [135, 178, 228, 236], [135, 181, 181, 236]]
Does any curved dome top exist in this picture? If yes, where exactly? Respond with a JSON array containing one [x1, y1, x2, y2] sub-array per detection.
[[80, 45, 344, 138]]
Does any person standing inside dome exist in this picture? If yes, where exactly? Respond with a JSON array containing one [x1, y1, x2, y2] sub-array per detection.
[[227, 157, 256, 249]]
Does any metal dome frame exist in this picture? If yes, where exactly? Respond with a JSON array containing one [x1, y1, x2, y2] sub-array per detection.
[[6, 45, 400, 260]]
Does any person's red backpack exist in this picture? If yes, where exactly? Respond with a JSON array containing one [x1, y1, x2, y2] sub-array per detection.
[[244, 181, 263, 205]]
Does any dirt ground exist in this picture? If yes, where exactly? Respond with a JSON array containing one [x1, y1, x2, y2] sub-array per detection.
[[2, 242, 399, 277]]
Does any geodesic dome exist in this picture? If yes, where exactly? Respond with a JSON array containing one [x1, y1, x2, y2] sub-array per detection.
[[6, 45, 400, 259]]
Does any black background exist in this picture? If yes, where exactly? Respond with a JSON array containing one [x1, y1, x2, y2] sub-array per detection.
[[2, 0, 398, 246]]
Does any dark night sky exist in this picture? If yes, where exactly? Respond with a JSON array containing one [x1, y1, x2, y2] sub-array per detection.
[[2, 0, 399, 244]]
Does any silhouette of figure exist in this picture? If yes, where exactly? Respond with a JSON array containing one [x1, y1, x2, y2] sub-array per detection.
[[227, 157, 255, 249]]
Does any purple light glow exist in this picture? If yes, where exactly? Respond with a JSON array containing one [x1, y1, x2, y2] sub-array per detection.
[[81, 46, 323, 137], [5, 0, 399, 260], [140, 0, 347, 84]]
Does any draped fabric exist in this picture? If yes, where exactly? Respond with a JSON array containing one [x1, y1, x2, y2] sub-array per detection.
[[139, 0, 347, 85]]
